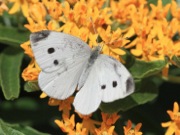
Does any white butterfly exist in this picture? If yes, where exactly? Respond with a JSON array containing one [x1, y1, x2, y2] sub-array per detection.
[[30, 30, 135, 115]]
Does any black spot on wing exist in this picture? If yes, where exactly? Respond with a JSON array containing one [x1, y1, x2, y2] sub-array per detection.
[[126, 77, 134, 93], [101, 85, 106, 90], [30, 30, 50, 43], [54, 60, 59, 65], [112, 81, 117, 87], [48, 47, 55, 54]]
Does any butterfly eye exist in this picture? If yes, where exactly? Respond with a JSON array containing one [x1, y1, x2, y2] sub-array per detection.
[[101, 85, 106, 89], [48, 48, 55, 54], [53, 60, 59, 65], [112, 81, 117, 87]]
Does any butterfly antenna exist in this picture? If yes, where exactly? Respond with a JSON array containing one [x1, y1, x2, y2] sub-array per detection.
[[90, 17, 104, 51], [90, 17, 97, 35]]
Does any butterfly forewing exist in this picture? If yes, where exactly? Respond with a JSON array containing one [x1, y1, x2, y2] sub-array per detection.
[[30, 30, 91, 72], [30, 30, 91, 99]]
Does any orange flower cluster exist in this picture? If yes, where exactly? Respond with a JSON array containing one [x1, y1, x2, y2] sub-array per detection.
[[111, 0, 180, 62], [48, 96, 121, 134], [55, 112, 120, 135], [3, 0, 178, 81], [19, 0, 131, 81]]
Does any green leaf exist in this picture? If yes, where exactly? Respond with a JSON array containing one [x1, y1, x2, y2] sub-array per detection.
[[162, 69, 180, 84], [100, 79, 158, 113], [24, 81, 40, 92], [121, 49, 136, 69], [172, 55, 180, 68], [148, 0, 171, 5], [129, 59, 167, 79], [0, 119, 50, 135], [102, 0, 110, 8], [0, 25, 30, 47], [0, 97, 60, 130], [111, 21, 129, 30], [0, 47, 24, 100]]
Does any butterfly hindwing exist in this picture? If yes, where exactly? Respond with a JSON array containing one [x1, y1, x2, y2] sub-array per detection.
[[38, 58, 88, 99], [30, 30, 91, 99], [73, 54, 134, 115]]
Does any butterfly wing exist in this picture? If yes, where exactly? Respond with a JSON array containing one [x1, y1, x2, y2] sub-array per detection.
[[73, 54, 134, 115], [30, 30, 91, 99]]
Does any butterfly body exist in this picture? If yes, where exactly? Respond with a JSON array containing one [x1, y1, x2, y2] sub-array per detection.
[[78, 46, 101, 90], [30, 30, 135, 115]]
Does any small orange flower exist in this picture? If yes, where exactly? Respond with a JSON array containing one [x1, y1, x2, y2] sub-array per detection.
[[95, 125, 115, 135], [55, 114, 87, 135], [95, 113, 120, 135], [48, 97, 74, 117], [21, 58, 41, 81], [124, 120, 142, 135], [29, 2, 46, 23], [20, 41, 34, 58], [24, 2, 47, 32], [111, 0, 147, 24], [47, 1, 62, 21], [162, 102, 180, 135], [79, 114, 100, 134], [55, 114, 75, 133], [149, 0, 171, 20], [68, 123, 87, 135], [101, 112, 120, 126], [98, 26, 131, 61], [8, 0, 38, 17], [21, 41, 41, 81], [98, 26, 129, 48]]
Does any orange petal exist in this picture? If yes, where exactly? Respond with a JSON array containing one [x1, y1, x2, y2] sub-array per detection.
[[173, 102, 179, 113], [135, 123, 142, 131], [40, 92, 47, 98], [131, 49, 142, 56], [165, 123, 176, 135], [161, 121, 172, 127], [21, 0, 28, 17], [110, 48, 126, 55], [9, 2, 20, 14]]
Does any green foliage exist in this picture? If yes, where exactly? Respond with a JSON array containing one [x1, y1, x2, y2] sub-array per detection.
[[172, 56, 180, 68], [0, 47, 24, 100], [0, 119, 50, 135], [24, 81, 40, 92], [129, 59, 167, 79], [0, 25, 30, 47]]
